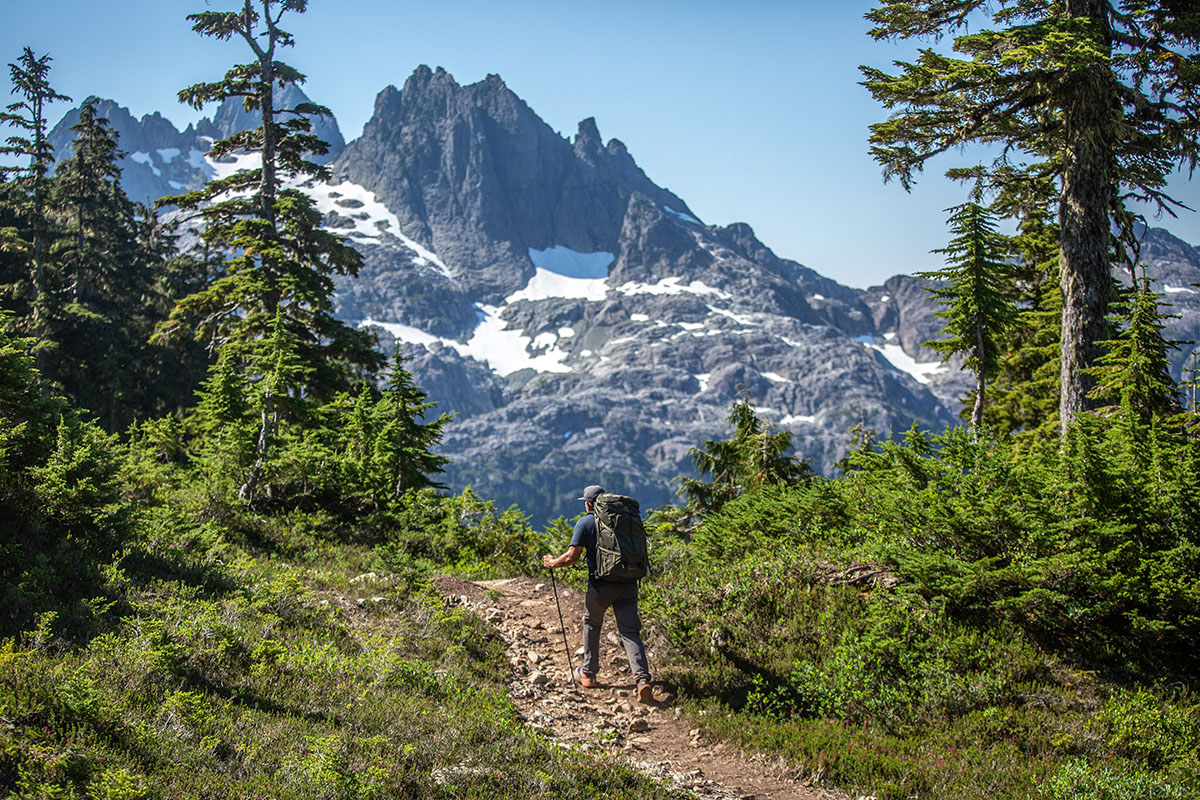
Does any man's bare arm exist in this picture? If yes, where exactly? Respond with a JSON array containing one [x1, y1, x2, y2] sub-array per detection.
[[542, 545, 583, 569]]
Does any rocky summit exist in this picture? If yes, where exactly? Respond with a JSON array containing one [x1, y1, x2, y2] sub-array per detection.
[[48, 67, 1200, 525]]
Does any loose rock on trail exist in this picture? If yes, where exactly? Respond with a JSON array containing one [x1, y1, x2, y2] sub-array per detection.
[[435, 575, 855, 800]]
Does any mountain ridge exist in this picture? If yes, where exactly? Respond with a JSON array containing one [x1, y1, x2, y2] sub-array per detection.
[[43, 66, 1200, 524]]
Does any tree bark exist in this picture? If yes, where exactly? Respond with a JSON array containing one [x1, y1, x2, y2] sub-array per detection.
[[973, 321, 986, 434], [239, 0, 280, 501], [1058, 0, 1116, 433]]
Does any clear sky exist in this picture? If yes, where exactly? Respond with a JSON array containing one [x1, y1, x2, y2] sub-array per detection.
[[3, 0, 1197, 288]]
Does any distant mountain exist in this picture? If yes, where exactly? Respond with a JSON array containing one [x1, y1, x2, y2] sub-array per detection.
[[45, 68, 1200, 525], [46, 84, 343, 207]]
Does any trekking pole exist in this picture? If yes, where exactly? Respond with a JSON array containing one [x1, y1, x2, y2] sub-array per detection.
[[547, 567, 577, 686]]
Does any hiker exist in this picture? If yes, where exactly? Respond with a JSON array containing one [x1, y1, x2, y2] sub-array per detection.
[[542, 484, 654, 703]]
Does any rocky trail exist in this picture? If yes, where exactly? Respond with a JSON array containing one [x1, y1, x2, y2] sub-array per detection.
[[434, 575, 855, 800]]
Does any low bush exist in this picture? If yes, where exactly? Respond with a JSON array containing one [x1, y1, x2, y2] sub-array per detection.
[[644, 414, 1200, 800]]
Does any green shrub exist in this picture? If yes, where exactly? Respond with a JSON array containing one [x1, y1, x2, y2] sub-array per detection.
[[1041, 759, 1190, 800]]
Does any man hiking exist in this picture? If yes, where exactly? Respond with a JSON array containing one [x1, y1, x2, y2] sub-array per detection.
[[542, 484, 654, 703]]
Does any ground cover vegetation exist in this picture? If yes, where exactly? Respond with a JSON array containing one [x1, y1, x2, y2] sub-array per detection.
[[4, 1, 1200, 799], [639, 5, 1200, 794]]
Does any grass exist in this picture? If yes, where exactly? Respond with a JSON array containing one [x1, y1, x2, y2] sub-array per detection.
[[0, 504, 685, 800]]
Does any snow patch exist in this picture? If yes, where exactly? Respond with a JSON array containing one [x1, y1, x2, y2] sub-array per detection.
[[506, 247, 614, 303], [207, 150, 259, 181], [663, 205, 701, 225], [558, 327, 576, 338], [761, 371, 789, 383], [811, 293, 826, 301], [883, 331, 897, 341], [865, 341, 947, 385], [130, 151, 161, 177], [157, 147, 181, 163], [463, 305, 572, 375], [360, 319, 442, 348], [779, 413, 817, 425], [305, 179, 452, 279], [618, 277, 732, 300], [362, 306, 572, 378], [694, 373, 711, 393], [528, 246, 613, 279], [880, 295, 891, 303], [186, 148, 215, 178], [707, 306, 758, 326], [630, 313, 650, 322], [1164, 284, 1198, 294]]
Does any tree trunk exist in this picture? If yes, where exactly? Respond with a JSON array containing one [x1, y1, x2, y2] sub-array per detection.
[[1058, 0, 1116, 433], [973, 322, 986, 434], [240, 0, 280, 501], [30, 93, 47, 377]]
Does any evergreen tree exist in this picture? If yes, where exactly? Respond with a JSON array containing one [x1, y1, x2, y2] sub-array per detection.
[[861, 1, 1200, 431], [1087, 269, 1182, 425], [159, 1, 381, 500], [982, 197, 1063, 437], [369, 350, 451, 502], [918, 200, 1020, 431], [679, 393, 812, 513], [0, 47, 70, 372], [50, 98, 156, 430]]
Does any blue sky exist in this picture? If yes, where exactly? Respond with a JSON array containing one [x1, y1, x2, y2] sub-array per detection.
[[4, 0, 1197, 287]]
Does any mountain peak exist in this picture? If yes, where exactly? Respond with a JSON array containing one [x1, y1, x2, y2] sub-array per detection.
[[574, 117, 604, 160]]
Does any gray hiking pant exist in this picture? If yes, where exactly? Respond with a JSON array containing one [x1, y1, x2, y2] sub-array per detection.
[[582, 580, 651, 684]]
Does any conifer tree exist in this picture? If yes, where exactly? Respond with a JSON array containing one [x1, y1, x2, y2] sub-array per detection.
[[369, 350, 451, 503], [51, 98, 156, 429], [981, 198, 1063, 437], [679, 393, 811, 513], [159, 1, 381, 500], [1087, 269, 1182, 425], [328, 352, 450, 512], [861, 1, 1200, 431], [919, 200, 1020, 431], [0, 47, 70, 371]]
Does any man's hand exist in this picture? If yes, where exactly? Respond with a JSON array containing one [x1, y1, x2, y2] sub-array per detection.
[[544, 546, 581, 570]]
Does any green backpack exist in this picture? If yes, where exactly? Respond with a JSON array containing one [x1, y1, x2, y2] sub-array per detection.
[[593, 493, 649, 582]]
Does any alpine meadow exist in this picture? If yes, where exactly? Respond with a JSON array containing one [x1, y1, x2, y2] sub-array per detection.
[[3, 2, 1200, 799]]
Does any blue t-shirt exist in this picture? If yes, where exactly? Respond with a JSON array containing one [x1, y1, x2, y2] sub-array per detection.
[[569, 514, 598, 580]]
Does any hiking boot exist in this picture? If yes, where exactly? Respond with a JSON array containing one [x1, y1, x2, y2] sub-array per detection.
[[637, 681, 654, 703], [574, 667, 599, 689]]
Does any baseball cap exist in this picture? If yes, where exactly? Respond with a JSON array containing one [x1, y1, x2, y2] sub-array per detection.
[[577, 485, 604, 503]]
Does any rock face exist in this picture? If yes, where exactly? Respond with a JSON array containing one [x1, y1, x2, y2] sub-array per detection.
[[45, 68, 1200, 526], [321, 68, 965, 522]]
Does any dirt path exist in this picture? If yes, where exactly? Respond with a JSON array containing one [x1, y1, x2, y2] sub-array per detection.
[[434, 575, 855, 800]]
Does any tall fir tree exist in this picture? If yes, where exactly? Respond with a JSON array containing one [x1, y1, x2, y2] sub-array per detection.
[[919, 200, 1020, 431], [0, 47, 70, 373], [369, 349, 451, 504], [981, 193, 1064, 437], [861, 1, 1200, 432], [50, 98, 157, 430], [158, 1, 381, 500], [1087, 268, 1182, 425]]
